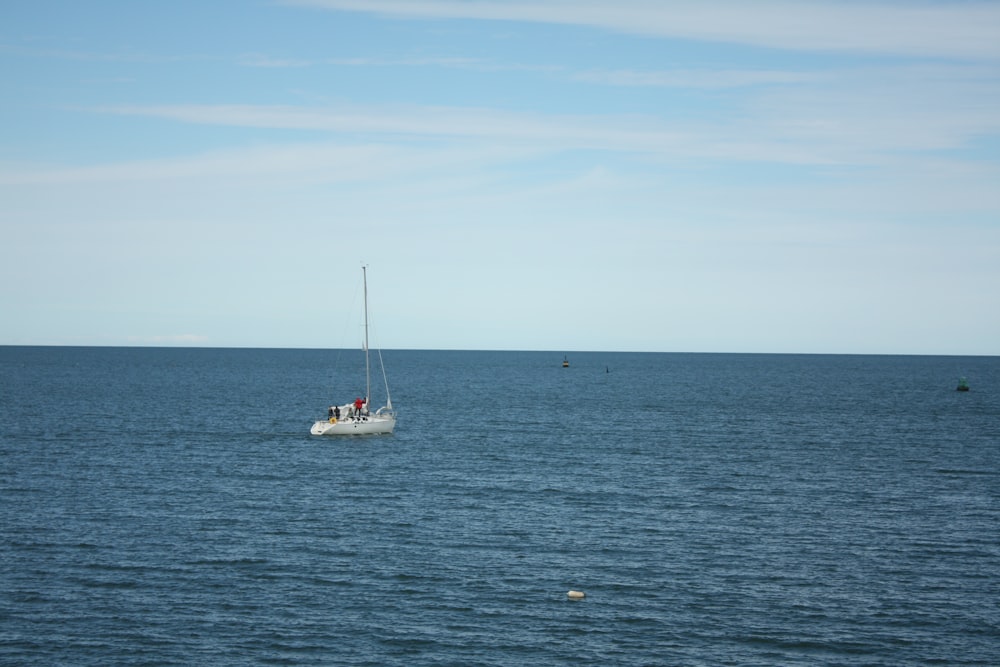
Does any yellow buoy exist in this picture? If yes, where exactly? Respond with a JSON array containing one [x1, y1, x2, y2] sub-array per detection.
[[567, 590, 585, 599]]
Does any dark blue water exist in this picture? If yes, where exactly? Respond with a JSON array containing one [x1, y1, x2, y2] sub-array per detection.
[[2, 347, 998, 666]]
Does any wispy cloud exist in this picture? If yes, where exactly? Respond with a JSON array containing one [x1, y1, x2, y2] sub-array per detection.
[[4, 75, 994, 190], [78, 75, 1000, 164], [0, 138, 538, 187], [324, 55, 480, 67], [0, 41, 192, 64], [81, 103, 833, 167], [0, 142, 443, 185], [282, 0, 1000, 59], [238, 52, 556, 74], [574, 68, 818, 89], [238, 53, 314, 68]]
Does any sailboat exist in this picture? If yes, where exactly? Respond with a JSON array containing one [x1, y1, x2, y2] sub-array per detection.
[[310, 266, 396, 436]]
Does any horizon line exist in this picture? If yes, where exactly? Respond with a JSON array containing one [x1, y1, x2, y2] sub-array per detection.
[[0, 343, 995, 358]]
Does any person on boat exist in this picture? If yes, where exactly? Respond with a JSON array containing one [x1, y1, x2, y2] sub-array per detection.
[[354, 396, 364, 420]]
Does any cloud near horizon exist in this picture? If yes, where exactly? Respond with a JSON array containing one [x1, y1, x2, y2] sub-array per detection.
[[126, 334, 210, 345]]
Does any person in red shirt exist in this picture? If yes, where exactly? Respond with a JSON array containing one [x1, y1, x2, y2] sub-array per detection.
[[354, 397, 364, 418]]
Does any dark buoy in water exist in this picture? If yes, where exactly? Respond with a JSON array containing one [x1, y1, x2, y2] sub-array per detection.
[[957, 377, 970, 392]]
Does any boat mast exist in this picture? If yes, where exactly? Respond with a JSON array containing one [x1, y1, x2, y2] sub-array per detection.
[[363, 264, 371, 406]]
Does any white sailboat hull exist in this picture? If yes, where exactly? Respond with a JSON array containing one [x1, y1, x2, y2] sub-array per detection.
[[311, 414, 395, 436]]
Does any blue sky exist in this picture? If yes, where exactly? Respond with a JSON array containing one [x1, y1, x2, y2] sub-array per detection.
[[2, 1, 998, 354]]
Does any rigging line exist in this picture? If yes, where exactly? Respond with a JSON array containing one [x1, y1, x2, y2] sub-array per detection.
[[369, 315, 393, 410], [363, 268, 393, 409]]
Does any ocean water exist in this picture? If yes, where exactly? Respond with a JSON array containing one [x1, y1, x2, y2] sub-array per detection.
[[1, 347, 998, 666]]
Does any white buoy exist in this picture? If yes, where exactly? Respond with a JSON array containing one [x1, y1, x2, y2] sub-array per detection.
[[567, 590, 586, 599]]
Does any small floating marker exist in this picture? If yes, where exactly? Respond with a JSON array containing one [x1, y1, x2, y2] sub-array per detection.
[[567, 590, 586, 599]]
